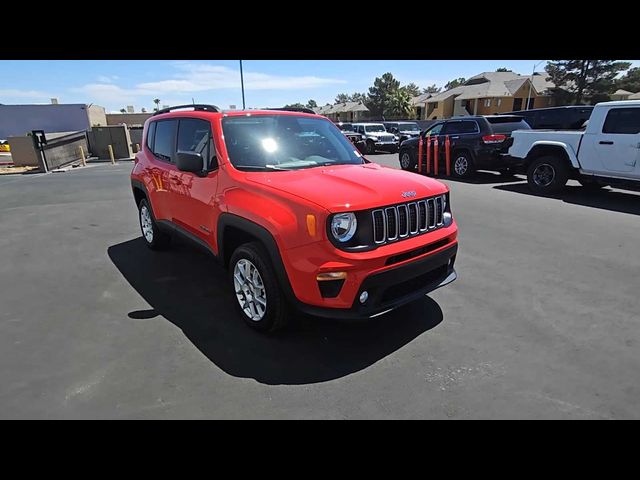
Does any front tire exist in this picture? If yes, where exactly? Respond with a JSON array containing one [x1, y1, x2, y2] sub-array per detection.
[[138, 198, 171, 250], [229, 242, 290, 332], [366, 141, 376, 155], [527, 155, 569, 194], [451, 151, 476, 179], [399, 149, 416, 171]]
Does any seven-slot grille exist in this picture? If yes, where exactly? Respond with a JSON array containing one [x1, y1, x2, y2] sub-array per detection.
[[372, 195, 446, 245]]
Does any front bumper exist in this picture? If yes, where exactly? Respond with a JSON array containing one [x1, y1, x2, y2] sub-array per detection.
[[289, 239, 458, 320]]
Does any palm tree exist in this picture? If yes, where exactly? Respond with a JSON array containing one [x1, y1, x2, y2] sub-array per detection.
[[119, 108, 127, 113], [388, 88, 413, 119], [153, 98, 161, 112]]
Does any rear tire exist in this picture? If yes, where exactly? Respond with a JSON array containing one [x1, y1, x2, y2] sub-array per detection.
[[399, 149, 416, 171], [527, 155, 569, 194], [138, 198, 171, 250], [451, 150, 476, 179], [229, 242, 290, 333]]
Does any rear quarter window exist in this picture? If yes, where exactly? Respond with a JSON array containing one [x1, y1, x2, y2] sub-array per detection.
[[146, 121, 156, 151]]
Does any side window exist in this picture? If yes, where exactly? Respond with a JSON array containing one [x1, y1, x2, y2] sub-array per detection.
[[425, 123, 443, 136], [442, 121, 462, 135], [459, 121, 479, 133], [153, 120, 178, 162], [146, 121, 156, 151], [602, 108, 640, 134], [177, 118, 215, 169]]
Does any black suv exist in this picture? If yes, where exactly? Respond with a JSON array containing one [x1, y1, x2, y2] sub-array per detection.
[[502, 105, 593, 130], [398, 115, 531, 178], [383, 121, 421, 144], [336, 122, 366, 153]]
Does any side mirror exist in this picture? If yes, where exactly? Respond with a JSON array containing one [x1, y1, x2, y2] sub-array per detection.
[[176, 151, 204, 174]]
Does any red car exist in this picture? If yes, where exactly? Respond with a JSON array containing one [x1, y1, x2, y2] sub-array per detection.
[[131, 104, 458, 332]]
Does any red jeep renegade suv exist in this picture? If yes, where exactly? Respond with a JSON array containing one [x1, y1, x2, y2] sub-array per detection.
[[131, 104, 458, 332]]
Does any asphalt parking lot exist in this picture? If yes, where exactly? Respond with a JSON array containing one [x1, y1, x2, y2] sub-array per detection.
[[1, 157, 639, 419]]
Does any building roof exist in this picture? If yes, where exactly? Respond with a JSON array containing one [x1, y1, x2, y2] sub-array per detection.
[[628, 92, 640, 100], [410, 92, 433, 106], [314, 101, 369, 115], [413, 71, 558, 105], [612, 89, 634, 96]]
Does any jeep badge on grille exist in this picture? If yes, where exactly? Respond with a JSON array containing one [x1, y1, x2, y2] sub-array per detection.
[[401, 191, 417, 198]]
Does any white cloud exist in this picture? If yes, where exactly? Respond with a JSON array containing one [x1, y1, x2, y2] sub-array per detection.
[[0, 89, 52, 99], [71, 63, 346, 108]]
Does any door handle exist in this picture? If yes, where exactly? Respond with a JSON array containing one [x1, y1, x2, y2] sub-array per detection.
[[599, 140, 614, 145]]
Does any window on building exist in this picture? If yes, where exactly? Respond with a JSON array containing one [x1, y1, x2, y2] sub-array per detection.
[[484, 99, 491, 107], [497, 98, 502, 107]]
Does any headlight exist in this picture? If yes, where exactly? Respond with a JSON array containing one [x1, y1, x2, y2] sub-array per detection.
[[330, 213, 357, 242], [394, 135, 400, 141], [443, 193, 453, 227]]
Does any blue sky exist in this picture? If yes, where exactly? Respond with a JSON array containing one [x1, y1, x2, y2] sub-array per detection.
[[1, 60, 638, 112]]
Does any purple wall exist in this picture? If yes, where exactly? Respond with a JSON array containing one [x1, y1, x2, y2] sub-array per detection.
[[0, 104, 91, 138]]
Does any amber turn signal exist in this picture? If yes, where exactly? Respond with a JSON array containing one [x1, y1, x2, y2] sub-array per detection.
[[316, 271, 347, 281]]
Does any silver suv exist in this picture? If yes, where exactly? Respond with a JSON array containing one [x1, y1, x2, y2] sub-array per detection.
[[352, 123, 399, 154]]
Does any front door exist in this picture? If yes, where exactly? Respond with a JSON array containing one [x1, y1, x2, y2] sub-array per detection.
[[168, 117, 219, 247], [579, 107, 640, 175]]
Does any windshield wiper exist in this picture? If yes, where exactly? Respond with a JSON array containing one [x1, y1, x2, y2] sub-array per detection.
[[234, 165, 292, 171]]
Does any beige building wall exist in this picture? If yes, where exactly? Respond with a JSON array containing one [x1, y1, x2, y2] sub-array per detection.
[[106, 113, 152, 127], [87, 105, 107, 127]]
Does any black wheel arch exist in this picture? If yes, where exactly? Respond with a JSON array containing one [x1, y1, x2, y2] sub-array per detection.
[[217, 213, 297, 304]]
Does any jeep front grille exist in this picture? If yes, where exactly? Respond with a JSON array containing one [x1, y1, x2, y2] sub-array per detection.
[[372, 195, 446, 245]]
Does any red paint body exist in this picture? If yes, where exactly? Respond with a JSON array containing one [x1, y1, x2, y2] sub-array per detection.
[[131, 110, 458, 310]]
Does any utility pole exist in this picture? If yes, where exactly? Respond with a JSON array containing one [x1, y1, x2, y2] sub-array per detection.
[[526, 60, 545, 110], [239, 60, 246, 109]]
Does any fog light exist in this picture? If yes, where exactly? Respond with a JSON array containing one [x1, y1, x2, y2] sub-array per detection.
[[359, 291, 369, 304]]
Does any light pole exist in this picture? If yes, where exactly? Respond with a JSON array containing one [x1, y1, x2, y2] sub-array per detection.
[[526, 60, 546, 110], [239, 60, 246, 110]]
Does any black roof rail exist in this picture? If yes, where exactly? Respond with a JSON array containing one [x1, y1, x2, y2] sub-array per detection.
[[153, 104, 220, 116], [267, 107, 317, 115]]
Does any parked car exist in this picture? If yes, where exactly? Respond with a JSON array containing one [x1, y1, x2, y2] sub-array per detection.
[[502, 105, 594, 130], [352, 123, 399, 154], [336, 122, 367, 153], [397, 115, 531, 178], [383, 121, 421, 144], [131, 104, 458, 332], [0, 140, 10, 153], [507, 100, 640, 194]]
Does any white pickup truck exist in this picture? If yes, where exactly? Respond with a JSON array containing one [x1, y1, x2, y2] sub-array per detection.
[[508, 100, 640, 194]]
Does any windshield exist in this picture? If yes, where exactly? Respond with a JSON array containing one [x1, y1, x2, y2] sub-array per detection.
[[222, 115, 364, 171], [398, 123, 419, 131], [338, 123, 355, 132], [365, 125, 386, 133]]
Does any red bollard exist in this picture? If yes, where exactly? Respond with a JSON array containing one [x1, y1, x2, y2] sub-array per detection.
[[426, 135, 432, 175], [445, 135, 451, 176], [417, 135, 423, 174], [433, 136, 439, 176]]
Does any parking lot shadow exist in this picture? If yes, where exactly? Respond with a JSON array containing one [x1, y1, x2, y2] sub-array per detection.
[[494, 182, 640, 216], [107, 238, 443, 385]]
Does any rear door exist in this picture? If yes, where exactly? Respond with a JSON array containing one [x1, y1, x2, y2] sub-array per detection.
[[579, 107, 640, 175], [169, 117, 219, 245], [144, 119, 178, 221]]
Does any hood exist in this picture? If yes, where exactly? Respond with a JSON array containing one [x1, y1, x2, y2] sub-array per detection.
[[367, 131, 394, 137], [400, 130, 420, 135], [246, 163, 447, 213]]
